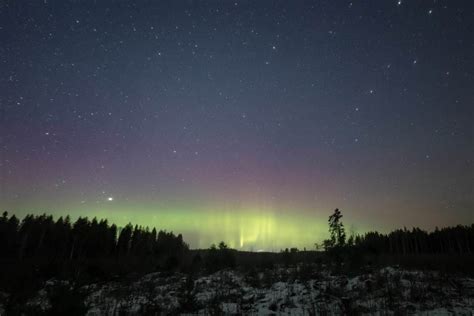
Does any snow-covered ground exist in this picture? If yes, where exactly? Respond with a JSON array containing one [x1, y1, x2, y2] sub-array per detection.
[[5, 266, 474, 315]]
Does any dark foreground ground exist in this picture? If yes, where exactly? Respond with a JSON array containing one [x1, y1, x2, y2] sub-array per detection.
[[1, 263, 474, 315]]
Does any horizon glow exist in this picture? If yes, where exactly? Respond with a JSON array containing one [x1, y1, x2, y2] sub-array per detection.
[[1, 1, 472, 251]]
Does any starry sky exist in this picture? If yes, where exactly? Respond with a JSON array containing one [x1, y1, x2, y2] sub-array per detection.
[[1, 0, 473, 250]]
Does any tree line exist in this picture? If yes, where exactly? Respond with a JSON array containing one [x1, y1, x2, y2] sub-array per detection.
[[1, 210, 472, 313], [1, 209, 473, 276], [354, 225, 474, 255], [0, 212, 189, 281], [323, 208, 474, 255]]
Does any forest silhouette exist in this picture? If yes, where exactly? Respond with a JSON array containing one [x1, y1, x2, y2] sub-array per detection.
[[0, 209, 473, 312]]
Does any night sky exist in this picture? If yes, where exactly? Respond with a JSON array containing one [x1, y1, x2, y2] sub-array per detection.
[[1, 1, 473, 250]]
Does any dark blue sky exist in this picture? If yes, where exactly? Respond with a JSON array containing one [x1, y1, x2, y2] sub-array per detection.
[[1, 0, 473, 248]]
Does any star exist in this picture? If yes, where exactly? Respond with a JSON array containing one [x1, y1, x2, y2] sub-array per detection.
[[2, 0, 472, 251]]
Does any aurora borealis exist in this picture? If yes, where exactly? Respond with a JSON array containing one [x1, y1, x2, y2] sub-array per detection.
[[1, 1, 473, 250]]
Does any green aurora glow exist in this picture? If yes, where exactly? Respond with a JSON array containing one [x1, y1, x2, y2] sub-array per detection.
[[2, 1, 473, 252], [9, 206, 331, 251]]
